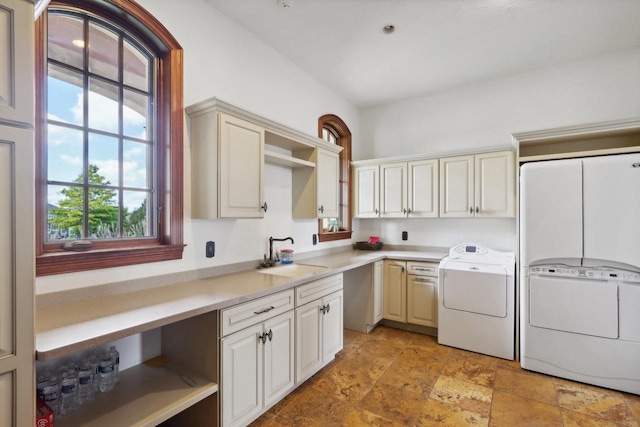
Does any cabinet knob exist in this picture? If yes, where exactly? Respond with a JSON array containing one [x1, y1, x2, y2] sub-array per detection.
[[326, 303, 330, 313], [407, 208, 412, 215], [375, 209, 379, 214], [402, 208, 407, 215], [258, 332, 267, 344], [262, 202, 268, 212], [475, 206, 479, 214], [267, 329, 273, 342], [318, 205, 324, 213], [469, 207, 473, 214], [401, 266, 405, 272]]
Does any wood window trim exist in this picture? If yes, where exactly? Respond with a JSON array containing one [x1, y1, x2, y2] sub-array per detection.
[[35, 0, 184, 276], [317, 114, 352, 243]]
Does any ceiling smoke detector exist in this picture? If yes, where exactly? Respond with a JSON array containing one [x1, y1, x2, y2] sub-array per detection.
[[383, 25, 395, 34], [277, 0, 294, 8]]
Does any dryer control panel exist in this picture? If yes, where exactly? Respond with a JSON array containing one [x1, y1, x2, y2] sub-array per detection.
[[454, 244, 488, 255]]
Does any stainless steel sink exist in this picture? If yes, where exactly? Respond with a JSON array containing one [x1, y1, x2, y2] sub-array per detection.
[[257, 263, 328, 277]]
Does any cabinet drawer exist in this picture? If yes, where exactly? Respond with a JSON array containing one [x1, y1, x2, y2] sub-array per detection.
[[221, 290, 294, 336], [296, 274, 343, 307], [406, 261, 438, 277]]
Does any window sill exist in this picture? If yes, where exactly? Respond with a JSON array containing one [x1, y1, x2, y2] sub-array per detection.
[[317, 230, 352, 243], [36, 244, 185, 276]]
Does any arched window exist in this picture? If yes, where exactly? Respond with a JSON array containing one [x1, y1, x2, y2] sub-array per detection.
[[35, 0, 184, 275], [318, 114, 352, 242]]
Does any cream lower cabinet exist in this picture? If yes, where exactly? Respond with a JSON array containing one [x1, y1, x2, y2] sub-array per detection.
[[440, 150, 515, 218], [220, 291, 295, 427], [369, 260, 384, 325], [295, 274, 343, 383], [383, 260, 438, 327]]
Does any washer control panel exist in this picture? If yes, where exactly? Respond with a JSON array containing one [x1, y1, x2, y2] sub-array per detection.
[[530, 265, 640, 282]]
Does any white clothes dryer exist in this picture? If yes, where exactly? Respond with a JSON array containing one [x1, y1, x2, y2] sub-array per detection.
[[438, 244, 515, 360]]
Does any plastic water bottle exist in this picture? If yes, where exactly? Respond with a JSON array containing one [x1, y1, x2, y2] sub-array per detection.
[[109, 345, 120, 383], [41, 376, 62, 416], [77, 361, 95, 404], [88, 355, 99, 393], [98, 356, 115, 392], [60, 368, 79, 415]]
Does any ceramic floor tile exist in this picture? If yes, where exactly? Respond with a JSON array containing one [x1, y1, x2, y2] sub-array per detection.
[[341, 407, 404, 427], [410, 332, 440, 347], [275, 385, 354, 426], [494, 368, 557, 405], [447, 347, 500, 368], [353, 337, 405, 362], [442, 357, 497, 388], [624, 393, 640, 421], [359, 382, 427, 425], [429, 375, 493, 416], [376, 354, 442, 397], [555, 379, 639, 426], [402, 342, 451, 364], [416, 398, 489, 426], [489, 390, 563, 427], [561, 409, 624, 427], [368, 325, 416, 345]]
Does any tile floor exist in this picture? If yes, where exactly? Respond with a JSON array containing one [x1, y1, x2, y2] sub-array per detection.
[[251, 326, 640, 427]]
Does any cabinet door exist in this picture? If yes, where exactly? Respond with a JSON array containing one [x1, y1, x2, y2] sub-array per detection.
[[322, 291, 343, 363], [218, 113, 265, 218], [474, 151, 515, 218], [380, 162, 407, 218], [383, 261, 407, 322], [0, 0, 33, 126], [0, 126, 33, 427], [408, 159, 439, 218], [316, 149, 339, 218], [353, 165, 379, 218], [263, 311, 295, 407], [295, 301, 322, 383], [221, 324, 263, 427], [407, 276, 438, 327], [440, 155, 474, 218], [371, 260, 384, 324]]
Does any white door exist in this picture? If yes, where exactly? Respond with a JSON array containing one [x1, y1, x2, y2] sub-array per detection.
[[218, 113, 265, 218], [371, 261, 384, 324], [0, 0, 33, 126], [221, 324, 263, 427], [0, 126, 34, 427], [322, 291, 343, 363], [583, 153, 640, 270], [407, 276, 437, 327], [475, 151, 515, 218], [353, 165, 379, 218], [408, 159, 439, 218], [380, 162, 407, 217], [295, 301, 322, 383], [440, 155, 474, 217], [263, 311, 294, 407], [383, 261, 406, 322], [316, 149, 340, 218], [519, 159, 583, 266]]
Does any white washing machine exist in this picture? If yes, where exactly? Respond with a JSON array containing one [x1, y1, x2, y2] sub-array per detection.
[[438, 244, 515, 360]]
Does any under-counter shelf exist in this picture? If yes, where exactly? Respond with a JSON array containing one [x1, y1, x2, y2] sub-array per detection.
[[264, 149, 315, 168], [55, 363, 217, 427]]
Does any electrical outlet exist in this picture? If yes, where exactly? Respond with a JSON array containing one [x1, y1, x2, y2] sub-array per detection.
[[312, 234, 317, 245], [206, 241, 215, 258], [402, 231, 408, 241]]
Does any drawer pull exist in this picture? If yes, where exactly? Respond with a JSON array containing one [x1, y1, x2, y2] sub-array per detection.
[[413, 277, 432, 283], [320, 303, 332, 314], [254, 305, 275, 315]]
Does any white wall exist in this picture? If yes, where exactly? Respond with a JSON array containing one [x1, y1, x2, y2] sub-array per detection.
[[36, 0, 359, 294], [355, 48, 640, 252]]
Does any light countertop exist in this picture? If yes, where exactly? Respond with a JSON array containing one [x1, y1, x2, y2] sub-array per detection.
[[36, 248, 447, 361]]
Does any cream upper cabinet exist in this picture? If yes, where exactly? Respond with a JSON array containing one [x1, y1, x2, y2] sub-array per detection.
[[0, 1, 34, 426], [371, 159, 439, 218], [383, 260, 407, 322], [353, 165, 380, 218], [0, 0, 33, 127], [440, 151, 515, 218], [218, 113, 265, 218], [316, 148, 339, 218], [380, 162, 407, 218], [408, 159, 439, 218]]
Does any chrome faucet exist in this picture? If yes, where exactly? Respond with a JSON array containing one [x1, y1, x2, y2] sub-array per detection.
[[268, 236, 294, 265]]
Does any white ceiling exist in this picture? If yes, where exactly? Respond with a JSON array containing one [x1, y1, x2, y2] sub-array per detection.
[[206, 0, 640, 108]]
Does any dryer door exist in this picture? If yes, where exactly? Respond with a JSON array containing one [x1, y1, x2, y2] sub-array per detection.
[[442, 262, 507, 317]]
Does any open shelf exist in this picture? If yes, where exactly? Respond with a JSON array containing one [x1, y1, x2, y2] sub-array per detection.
[[56, 363, 217, 427], [264, 149, 315, 168]]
